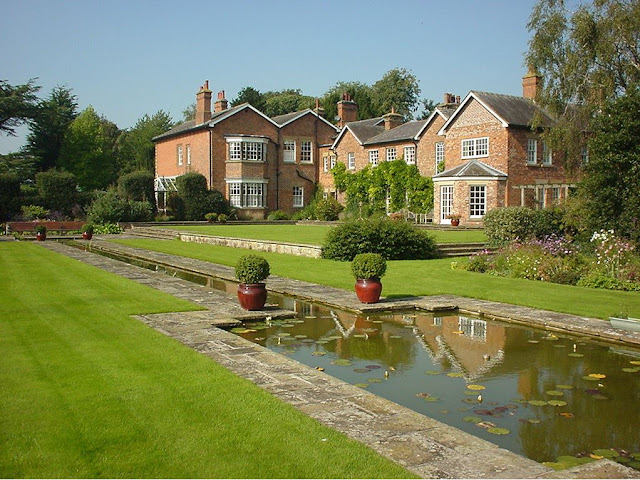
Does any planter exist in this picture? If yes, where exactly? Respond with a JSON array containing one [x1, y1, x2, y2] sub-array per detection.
[[609, 317, 640, 333], [82, 232, 93, 240], [237, 283, 268, 311], [354, 277, 383, 304], [450, 219, 460, 226], [36, 232, 46, 241]]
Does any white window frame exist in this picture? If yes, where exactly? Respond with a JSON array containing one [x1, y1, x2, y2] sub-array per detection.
[[227, 181, 267, 208], [293, 186, 303, 207], [404, 146, 415, 165], [347, 152, 356, 170], [435, 142, 444, 173], [461, 137, 489, 159], [386, 147, 396, 162], [527, 139, 537, 165], [323, 156, 329, 173], [440, 185, 453, 224], [469, 185, 486, 218], [542, 142, 552, 165], [177, 145, 183, 166], [300, 141, 312, 163], [283, 140, 296, 163], [551, 186, 561, 203], [369, 149, 379, 167], [186, 144, 191, 165], [226, 137, 268, 162]]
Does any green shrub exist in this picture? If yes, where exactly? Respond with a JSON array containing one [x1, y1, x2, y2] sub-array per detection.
[[351, 253, 387, 279], [577, 272, 640, 291], [35, 224, 47, 234], [185, 191, 228, 221], [81, 223, 94, 234], [321, 218, 437, 261], [235, 255, 270, 284], [217, 214, 228, 224], [0, 173, 21, 221], [484, 206, 563, 245], [315, 198, 343, 221], [21, 204, 49, 220], [205, 212, 218, 222], [35, 170, 77, 216], [93, 223, 123, 234], [267, 210, 290, 221], [466, 252, 493, 273], [87, 190, 153, 224], [118, 170, 155, 210], [175, 172, 208, 199], [166, 192, 185, 220]]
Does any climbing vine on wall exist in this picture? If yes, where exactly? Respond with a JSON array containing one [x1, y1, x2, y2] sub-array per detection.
[[332, 159, 433, 216]]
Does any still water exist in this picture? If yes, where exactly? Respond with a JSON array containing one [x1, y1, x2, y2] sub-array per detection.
[[235, 297, 640, 467]]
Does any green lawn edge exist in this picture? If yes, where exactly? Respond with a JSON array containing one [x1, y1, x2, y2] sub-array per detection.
[[111, 237, 640, 320], [170, 223, 488, 245], [0, 243, 413, 479]]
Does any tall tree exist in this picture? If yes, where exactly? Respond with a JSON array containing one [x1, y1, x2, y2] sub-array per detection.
[[526, 0, 640, 169], [58, 106, 118, 191], [417, 99, 437, 120], [118, 111, 174, 174], [231, 86, 266, 111], [25, 85, 78, 171], [262, 89, 315, 117], [0, 78, 40, 136], [371, 68, 421, 120], [182, 103, 196, 122], [322, 81, 376, 123]]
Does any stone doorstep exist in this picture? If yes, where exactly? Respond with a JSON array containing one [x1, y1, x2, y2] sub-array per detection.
[[39, 241, 640, 478]]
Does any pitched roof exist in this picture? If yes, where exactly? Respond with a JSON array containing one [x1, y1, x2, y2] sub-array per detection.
[[413, 106, 455, 139], [363, 119, 428, 145], [438, 91, 555, 135], [432, 159, 508, 181], [271, 109, 339, 131]]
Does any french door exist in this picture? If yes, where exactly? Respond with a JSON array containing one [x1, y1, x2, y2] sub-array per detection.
[[441, 185, 453, 224]]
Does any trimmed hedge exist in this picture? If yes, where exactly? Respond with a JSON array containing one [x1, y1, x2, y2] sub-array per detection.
[[321, 218, 437, 261], [483, 206, 563, 245], [36, 170, 77, 216]]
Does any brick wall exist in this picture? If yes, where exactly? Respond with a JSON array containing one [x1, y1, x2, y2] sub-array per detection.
[[415, 114, 446, 177]]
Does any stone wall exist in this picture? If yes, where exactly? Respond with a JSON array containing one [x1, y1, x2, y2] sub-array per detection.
[[179, 233, 322, 258]]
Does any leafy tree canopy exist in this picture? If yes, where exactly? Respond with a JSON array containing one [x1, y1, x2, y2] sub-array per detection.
[[231, 86, 266, 111], [371, 68, 422, 120], [25, 85, 78, 171], [0, 78, 40, 136], [262, 89, 315, 117], [118, 110, 174, 174], [321, 81, 376, 122]]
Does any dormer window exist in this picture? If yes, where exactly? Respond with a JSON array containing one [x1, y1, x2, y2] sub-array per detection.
[[462, 137, 489, 159]]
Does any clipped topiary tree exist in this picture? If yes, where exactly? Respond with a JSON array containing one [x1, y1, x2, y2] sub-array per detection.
[[175, 172, 229, 220], [35, 170, 77, 216], [118, 170, 155, 210]]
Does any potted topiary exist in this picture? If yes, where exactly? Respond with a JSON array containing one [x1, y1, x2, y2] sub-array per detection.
[[351, 253, 387, 304], [235, 254, 270, 310], [81, 223, 94, 240], [447, 213, 461, 226], [218, 214, 228, 224], [35, 224, 47, 241], [204, 212, 218, 223]]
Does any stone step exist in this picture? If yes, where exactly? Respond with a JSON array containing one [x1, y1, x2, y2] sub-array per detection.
[[127, 226, 179, 240]]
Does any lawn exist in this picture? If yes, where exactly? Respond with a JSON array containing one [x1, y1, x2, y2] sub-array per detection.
[[111, 238, 640, 320], [170, 223, 488, 245], [0, 242, 412, 479]]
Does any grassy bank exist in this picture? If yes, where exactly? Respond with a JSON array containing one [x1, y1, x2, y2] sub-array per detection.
[[170, 223, 487, 245], [0, 243, 412, 478], [111, 238, 640, 319]]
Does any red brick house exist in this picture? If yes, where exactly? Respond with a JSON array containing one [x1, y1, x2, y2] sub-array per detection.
[[153, 82, 338, 219], [318, 93, 459, 201], [432, 72, 575, 226]]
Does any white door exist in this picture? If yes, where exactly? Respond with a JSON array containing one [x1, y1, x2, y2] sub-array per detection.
[[441, 185, 453, 224]]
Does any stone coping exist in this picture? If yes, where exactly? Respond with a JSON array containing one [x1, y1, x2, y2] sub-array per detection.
[[37, 240, 640, 479]]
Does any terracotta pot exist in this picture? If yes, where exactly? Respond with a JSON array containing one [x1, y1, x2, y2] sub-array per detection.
[[354, 277, 383, 304], [82, 232, 93, 240], [237, 283, 267, 311], [36, 232, 46, 241], [450, 219, 460, 226]]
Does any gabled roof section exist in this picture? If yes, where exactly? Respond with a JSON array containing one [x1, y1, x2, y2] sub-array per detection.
[[153, 103, 278, 142], [271, 109, 340, 132], [414, 107, 456, 139], [438, 91, 555, 135], [363, 119, 428, 145], [330, 117, 384, 149], [432, 159, 508, 181]]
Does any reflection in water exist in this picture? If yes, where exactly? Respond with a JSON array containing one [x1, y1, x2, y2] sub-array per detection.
[[236, 302, 640, 466]]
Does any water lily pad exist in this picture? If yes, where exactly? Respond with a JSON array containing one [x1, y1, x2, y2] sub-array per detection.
[[354, 383, 369, 388], [353, 334, 367, 338], [630, 360, 640, 365], [528, 418, 541, 424], [315, 340, 329, 344], [423, 396, 440, 402], [548, 400, 568, 406], [304, 315, 317, 319], [559, 412, 575, 418], [630, 461, 640, 469], [458, 407, 471, 412], [622, 367, 640, 373], [542, 462, 566, 471], [464, 390, 480, 396], [582, 375, 600, 381], [546, 390, 564, 396], [592, 449, 617, 459], [474, 409, 493, 416], [544, 335, 559, 341], [568, 353, 584, 357], [280, 324, 295, 328], [365, 365, 381, 369], [462, 398, 481, 404], [631, 453, 640, 460], [556, 384, 573, 390], [311, 351, 326, 356], [230, 327, 254, 333], [447, 372, 465, 378], [615, 456, 631, 464], [467, 384, 486, 391], [529, 400, 548, 406], [425, 370, 441, 375], [463, 416, 483, 423], [588, 373, 607, 379], [331, 359, 352, 366], [487, 427, 510, 435], [367, 378, 382, 384], [294, 334, 307, 339], [528, 340, 540, 344], [389, 335, 403, 339]]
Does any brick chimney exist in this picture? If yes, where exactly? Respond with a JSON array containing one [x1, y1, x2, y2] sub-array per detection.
[[522, 66, 542, 101], [441, 93, 461, 107], [214, 90, 228, 113], [337, 92, 357, 128], [382, 106, 403, 130], [195, 80, 212, 124], [314, 98, 326, 118]]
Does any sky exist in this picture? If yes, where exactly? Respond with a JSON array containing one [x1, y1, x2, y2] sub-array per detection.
[[1, 0, 538, 154]]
